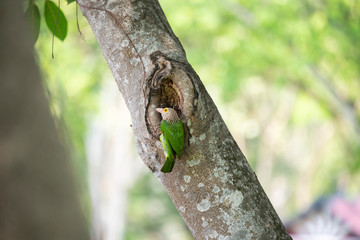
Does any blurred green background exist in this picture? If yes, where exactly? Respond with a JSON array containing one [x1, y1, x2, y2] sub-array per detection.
[[33, 0, 360, 239]]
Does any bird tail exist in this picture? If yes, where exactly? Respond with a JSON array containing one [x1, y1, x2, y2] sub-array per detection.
[[161, 157, 175, 173]]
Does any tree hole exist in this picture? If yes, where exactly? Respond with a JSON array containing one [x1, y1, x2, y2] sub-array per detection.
[[158, 79, 183, 117]]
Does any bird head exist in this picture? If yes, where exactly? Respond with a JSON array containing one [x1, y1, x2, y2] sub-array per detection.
[[156, 107, 180, 122]]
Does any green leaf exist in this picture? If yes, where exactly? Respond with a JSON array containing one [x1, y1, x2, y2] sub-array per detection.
[[25, 2, 41, 45], [44, 0, 68, 41], [67, 0, 76, 4]]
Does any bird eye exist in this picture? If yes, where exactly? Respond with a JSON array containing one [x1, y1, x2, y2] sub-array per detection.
[[164, 108, 168, 112]]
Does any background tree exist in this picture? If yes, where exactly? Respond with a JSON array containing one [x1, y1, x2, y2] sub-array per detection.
[[0, 1, 88, 239]]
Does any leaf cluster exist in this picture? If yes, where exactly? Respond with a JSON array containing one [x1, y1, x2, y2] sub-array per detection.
[[25, 0, 75, 44]]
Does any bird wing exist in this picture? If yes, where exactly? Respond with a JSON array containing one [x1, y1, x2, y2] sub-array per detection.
[[161, 120, 184, 157], [160, 134, 175, 172]]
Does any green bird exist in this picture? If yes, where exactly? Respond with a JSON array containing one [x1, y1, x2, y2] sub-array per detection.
[[156, 107, 184, 173]]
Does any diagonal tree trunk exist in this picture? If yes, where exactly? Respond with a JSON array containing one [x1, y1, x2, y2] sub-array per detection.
[[79, 0, 292, 239]]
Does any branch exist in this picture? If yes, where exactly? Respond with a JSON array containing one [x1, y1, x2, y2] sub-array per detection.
[[221, 0, 257, 27], [309, 65, 360, 140]]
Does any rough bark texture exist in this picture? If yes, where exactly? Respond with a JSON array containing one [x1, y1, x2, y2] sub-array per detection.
[[79, 0, 292, 239], [0, 1, 89, 239]]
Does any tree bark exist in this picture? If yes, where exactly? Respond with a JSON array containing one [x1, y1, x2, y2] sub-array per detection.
[[79, 0, 292, 239], [0, 1, 89, 239]]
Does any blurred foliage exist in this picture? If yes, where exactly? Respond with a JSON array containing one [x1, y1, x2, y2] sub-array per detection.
[[160, 0, 360, 218], [34, 0, 109, 222], [125, 174, 193, 240], [32, 0, 360, 238], [25, 0, 41, 44]]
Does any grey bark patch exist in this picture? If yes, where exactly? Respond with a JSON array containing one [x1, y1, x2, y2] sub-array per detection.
[[197, 198, 211, 212], [230, 229, 249, 239], [186, 158, 200, 167]]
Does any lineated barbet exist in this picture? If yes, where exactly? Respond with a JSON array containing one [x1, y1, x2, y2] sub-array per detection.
[[156, 107, 184, 173]]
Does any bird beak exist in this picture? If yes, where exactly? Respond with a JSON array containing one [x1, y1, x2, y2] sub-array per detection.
[[155, 108, 163, 114]]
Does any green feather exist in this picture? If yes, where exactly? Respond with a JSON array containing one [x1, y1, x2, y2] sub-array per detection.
[[161, 160, 175, 173], [160, 120, 184, 172], [160, 134, 175, 172], [161, 120, 184, 156]]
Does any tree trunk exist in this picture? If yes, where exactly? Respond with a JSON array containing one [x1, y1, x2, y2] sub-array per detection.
[[79, 0, 291, 239], [0, 1, 89, 239]]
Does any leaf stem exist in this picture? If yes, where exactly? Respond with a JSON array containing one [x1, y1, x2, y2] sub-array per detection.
[[76, 3, 85, 41], [52, 0, 61, 59]]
